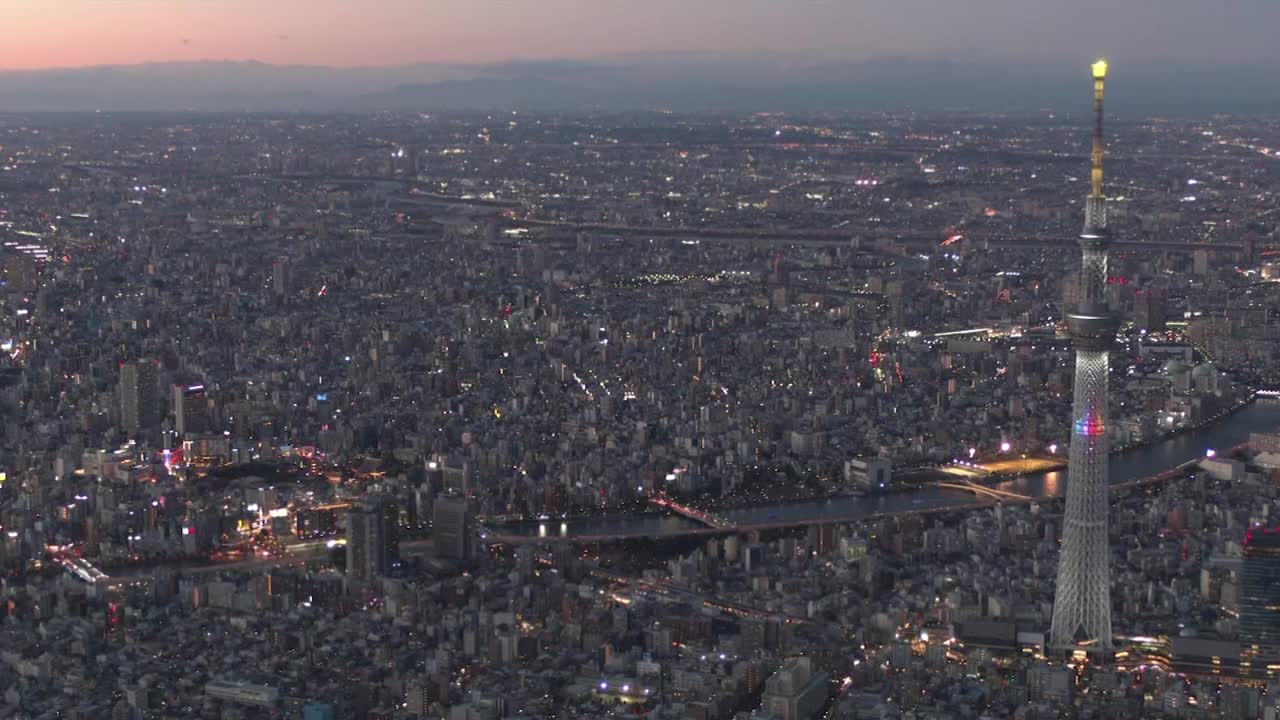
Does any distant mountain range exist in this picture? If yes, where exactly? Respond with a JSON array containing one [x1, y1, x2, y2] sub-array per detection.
[[1, 56, 1277, 115]]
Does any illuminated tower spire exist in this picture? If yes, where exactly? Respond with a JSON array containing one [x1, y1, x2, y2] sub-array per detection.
[[1087, 59, 1108, 230], [1049, 59, 1118, 655]]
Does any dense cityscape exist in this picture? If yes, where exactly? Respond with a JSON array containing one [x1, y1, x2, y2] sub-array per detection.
[[3, 59, 1280, 720]]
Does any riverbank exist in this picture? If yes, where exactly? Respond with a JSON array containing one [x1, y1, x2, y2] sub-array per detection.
[[1112, 392, 1256, 455], [976, 392, 1258, 483], [485, 395, 1273, 533], [489, 399, 1280, 539]]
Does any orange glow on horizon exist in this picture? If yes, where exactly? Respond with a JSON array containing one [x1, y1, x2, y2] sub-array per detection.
[[2, 0, 858, 71], [0, 0, 618, 70], [4, 3, 1276, 73]]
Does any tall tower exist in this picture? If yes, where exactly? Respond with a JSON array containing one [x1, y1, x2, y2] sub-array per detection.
[[1050, 60, 1118, 654]]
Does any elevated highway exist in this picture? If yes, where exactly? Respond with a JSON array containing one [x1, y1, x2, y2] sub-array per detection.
[[501, 217, 1244, 253]]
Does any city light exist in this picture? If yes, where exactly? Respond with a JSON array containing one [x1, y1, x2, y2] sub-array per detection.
[[0, 45, 1274, 713], [1074, 415, 1106, 437]]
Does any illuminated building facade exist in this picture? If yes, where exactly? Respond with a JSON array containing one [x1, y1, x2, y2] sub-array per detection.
[[1240, 528, 1280, 649], [346, 497, 398, 582], [1050, 60, 1119, 654], [173, 383, 210, 437]]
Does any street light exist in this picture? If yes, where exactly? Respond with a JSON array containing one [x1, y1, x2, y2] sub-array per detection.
[[1000, 441, 1011, 453]]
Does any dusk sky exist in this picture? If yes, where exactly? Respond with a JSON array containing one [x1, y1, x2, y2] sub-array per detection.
[[4, 0, 1280, 70]]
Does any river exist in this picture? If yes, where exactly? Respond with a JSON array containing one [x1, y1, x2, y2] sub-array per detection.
[[494, 399, 1280, 540]]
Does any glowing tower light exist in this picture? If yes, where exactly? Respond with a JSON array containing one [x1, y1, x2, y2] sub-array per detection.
[[1050, 60, 1120, 657]]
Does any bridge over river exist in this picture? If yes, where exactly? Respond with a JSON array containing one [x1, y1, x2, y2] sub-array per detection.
[[63, 401, 1280, 585], [482, 398, 1280, 545]]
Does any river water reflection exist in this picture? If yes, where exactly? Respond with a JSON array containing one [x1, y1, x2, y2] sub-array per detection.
[[495, 400, 1280, 539]]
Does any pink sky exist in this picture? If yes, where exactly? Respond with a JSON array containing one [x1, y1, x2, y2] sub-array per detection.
[[2, 0, 808, 69], [3, 0, 1278, 70]]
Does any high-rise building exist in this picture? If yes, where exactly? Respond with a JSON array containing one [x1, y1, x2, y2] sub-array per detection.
[[1134, 289, 1167, 333], [761, 656, 828, 720], [2, 252, 38, 294], [118, 360, 160, 434], [432, 493, 473, 561], [405, 678, 435, 719], [1193, 249, 1210, 276], [271, 256, 290, 299], [1240, 528, 1280, 648], [173, 384, 210, 437], [1027, 663, 1075, 703], [346, 497, 398, 582], [844, 457, 891, 491], [1050, 60, 1119, 655]]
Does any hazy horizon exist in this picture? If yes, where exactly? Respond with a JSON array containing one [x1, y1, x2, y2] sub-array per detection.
[[6, 0, 1280, 115], [0, 53, 1278, 116]]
